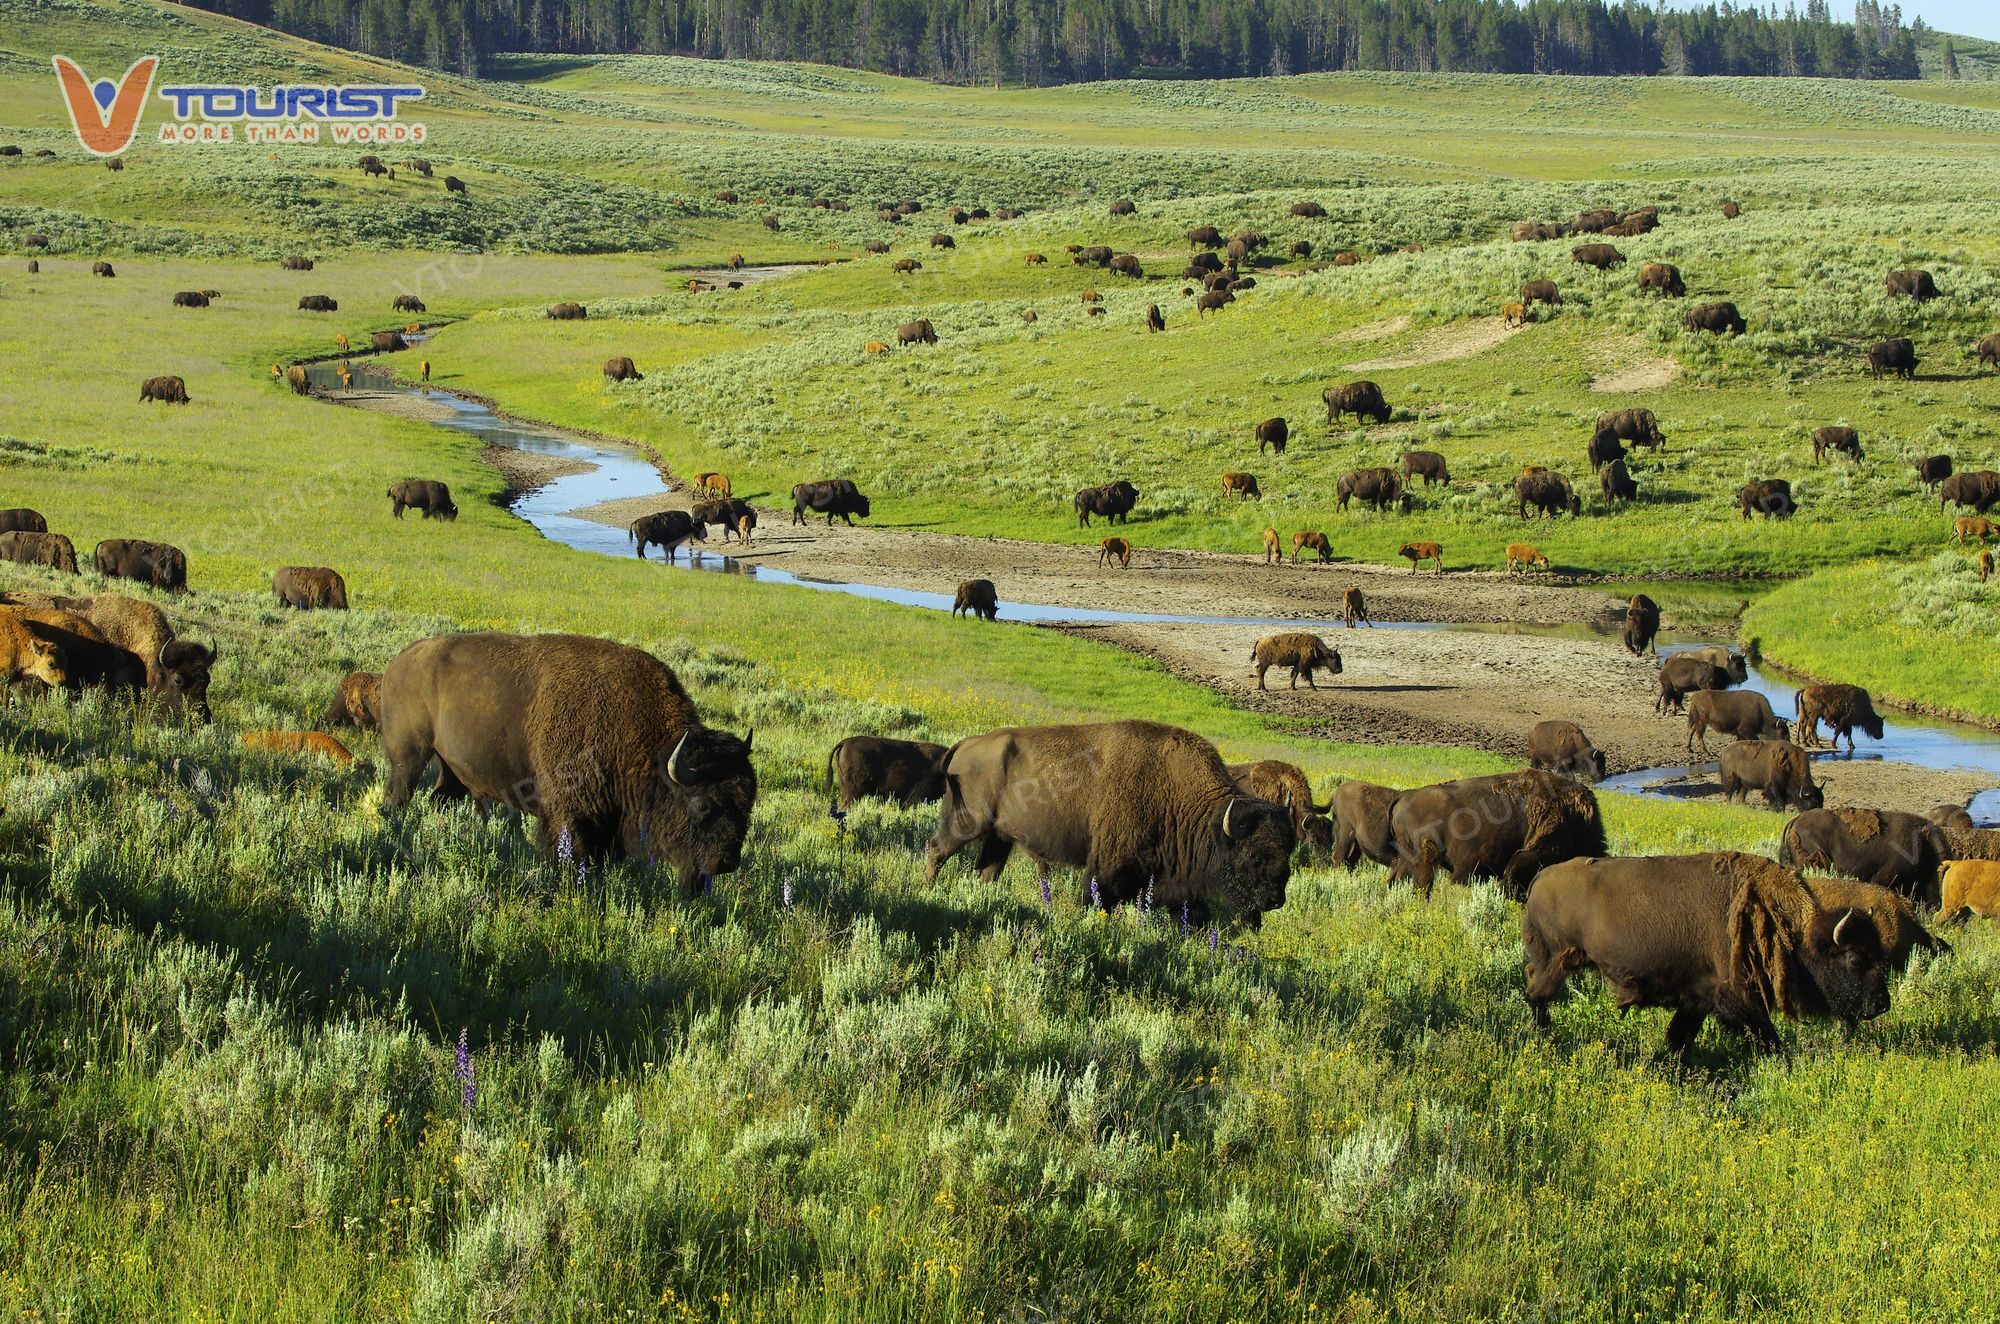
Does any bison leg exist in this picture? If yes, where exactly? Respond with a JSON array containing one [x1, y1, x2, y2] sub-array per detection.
[[973, 834, 1013, 884], [1255, 663, 1269, 691], [382, 736, 434, 812], [1664, 1009, 1706, 1063], [392, 502, 405, 519]]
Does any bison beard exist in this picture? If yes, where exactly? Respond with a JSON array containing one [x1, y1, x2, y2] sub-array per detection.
[[1387, 769, 1604, 898], [924, 720, 1294, 923], [380, 632, 756, 893]]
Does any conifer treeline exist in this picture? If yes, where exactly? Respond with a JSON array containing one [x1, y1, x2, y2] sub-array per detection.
[[192, 0, 1928, 84]]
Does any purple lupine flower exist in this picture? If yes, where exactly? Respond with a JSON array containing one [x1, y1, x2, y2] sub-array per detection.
[[700, 874, 714, 896], [1142, 878, 1154, 914], [1208, 926, 1219, 954], [782, 878, 794, 908], [456, 1027, 474, 1109], [1039, 873, 1052, 907], [1180, 903, 1191, 937], [1089, 877, 1101, 910]]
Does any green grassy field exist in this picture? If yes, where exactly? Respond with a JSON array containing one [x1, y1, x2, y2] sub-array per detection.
[[4, 0, 2000, 1317]]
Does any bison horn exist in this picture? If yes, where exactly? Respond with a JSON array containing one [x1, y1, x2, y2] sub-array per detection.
[[665, 732, 692, 786], [1222, 798, 1255, 841], [1833, 907, 1857, 947]]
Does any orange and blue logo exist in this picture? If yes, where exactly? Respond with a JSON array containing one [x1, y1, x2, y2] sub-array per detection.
[[52, 55, 158, 157]]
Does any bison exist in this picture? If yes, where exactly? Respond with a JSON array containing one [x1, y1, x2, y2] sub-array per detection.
[[1147, 304, 1165, 333], [1187, 226, 1223, 249], [1196, 290, 1233, 316], [139, 375, 189, 404], [1781, 808, 1950, 901], [1685, 302, 1744, 336], [929, 233, 954, 250], [322, 671, 382, 731], [1097, 537, 1132, 568], [1527, 720, 1607, 783], [1587, 430, 1626, 468], [285, 364, 310, 395], [630, 510, 704, 562], [1388, 769, 1604, 898], [1398, 541, 1443, 574], [1655, 654, 1733, 716], [1596, 408, 1665, 450], [273, 566, 348, 610], [1812, 426, 1862, 463], [1571, 243, 1625, 270], [387, 480, 457, 521], [1221, 472, 1262, 501], [1252, 633, 1341, 691], [923, 720, 1295, 922], [1402, 450, 1449, 487], [1885, 269, 1939, 302], [1915, 454, 1953, 492], [1939, 470, 2000, 514], [0, 509, 46, 536], [0, 531, 77, 574], [1636, 262, 1685, 297], [91, 261, 114, 278], [1600, 458, 1637, 504], [1254, 418, 1288, 455], [1291, 530, 1333, 565], [1074, 480, 1138, 527], [791, 479, 871, 527], [1516, 471, 1581, 519], [281, 255, 314, 271], [1507, 543, 1549, 574], [93, 538, 183, 591], [1343, 586, 1372, 628], [298, 294, 337, 312], [0, 607, 69, 696], [1795, 682, 1884, 756], [172, 290, 209, 308], [1866, 337, 1916, 380], [546, 302, 586, 320], [952, 579, 999, 622], [1337, 467, 1409, 513], [897, 318, 937, 346], [1739, 478, 1793, 520], [604, 357, 643, 382], [1719, 740, 1822, 810], [1331, 780, 1399, 868], [444, 176, 466, 194], [1523, 852, 1890, 1060], [1109, 253, 1142, 278], [1521, 279, 1561, 307], [392, 294, 425, 313], [826, 735, 948, 811], [371, 330, 406, 353], [1229, 760, 1333, 856], [1324, 381, 1390, 427], [1941, 861, 2000, 922], [1685, 689, 1788, 758]]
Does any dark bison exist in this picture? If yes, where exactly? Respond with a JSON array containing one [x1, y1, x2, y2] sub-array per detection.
[[51, 593, 214, 721], [1521, 279, 1561, 307], [1527, 720, 1607, 783], [1331, 780, 1399, 869], [1523, 852, 1890, 1060], [929, 233, 954, 249], [923, 720, 1295, 922], [1289, 201, 1326, 218], [1739, 478, 1793, 520], [1586, 430, 1626, 468], [1196, 290, 1233, 316], [890, 258, 921, 273], [1655, 654, 1734, 716], [1074, 480, 1138, 527], [0, 531, 77, 574], [1600, 458, 1637, 504], [1866, 337, 1915, 380], [1940, 470, 2000, 514], [1254, 418, 1288, 454], [1188, 251, 1224, 274], [1684, 689, 1789, 758], [381, 632, 755, 891], [91, 261, 114, 278], [140, 375, 189, 404], [93, 538, 184, 591], [281, 255, 314, 271], [0, 509, 46, 535], [1914, 454, 1952, 492], [1781, 807, 1951, 902], [630, 510, 704, 562], [1146, 304, 1165, 333], [172, 290, 209, 308], [604, 356, 643, 381], [1108, 198, 1136, 217], [1623, 594, 1660, 656], [1680, 644, 1748, 684], [826, 735, 948, 811], [1252, 633, 1341, 691], [792, 479, 871, 527], [1387, 769, 1604, 898], [1721, 200, 1740, 218], [1513, 222, 1562, 242], [1073, 246, 1114, 268], [1812, 426, 1862, 463], [547, 302, 586, 320], [392, 294, 425, 313], [298, 294, 337, 312], [1336, 467, 1409, 514], [1885, 269, 1939, 301], [897, 318, 937, 346], [863, 240, 890, 254], [387, 480, 457, 520], [1571, 243, 1625, 270], [1229, 760, 1334, 856], [1323, 381, 1390, 426], [1109, 253, 1142, 278], [1401, 450, 1449, 487], [1187, 226, 1223, 249], [952, 579, 999, 621], [1595, 407, 1664, 449], [273, 566, 349, 610], [1515, 471, 1581, 519], [692, 497, 756, 542], [1636, 262, 1685, 297], [444, 176, 466, 194], [1567, 209, 1621, 234], [322, 671, 382, 731], [371, 330, 407, 353], [1685, 301, 1744, 335], [1795, 682, 1884, 756], [1719, 740, 1822, 810]]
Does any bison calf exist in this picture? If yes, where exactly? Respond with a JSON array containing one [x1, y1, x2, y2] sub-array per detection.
[[952, 579, 999, 621]]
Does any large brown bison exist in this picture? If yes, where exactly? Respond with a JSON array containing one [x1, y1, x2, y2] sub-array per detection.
[[826, 735, 948, 811], [1186, 226, 1223, 249], [91, 261, 114, 277], [1523, 852, 1890, 1060], [1939, 470, 2000, 514], [1074, 480, 1138, 527], [392, 294, 426, 313], [1520, 279, 1561, 307], [692, 497, 756, 542], [381, 632, 756, 891], [1336, 467, 1409, 513], [1685, 301, 1744, 335], [0, 509, 46, 536], [388, 479, 457, 520], [1739, 478, 1794, 520], [1600, 457, 1637, 504], [1109, 253, 1142, 278], [1387, 769, 1604, 898], [1108, 199, 1136, 217], [1515, 471, 1581, 519], [792, 479, 871, 527], [1795, 682, 1884, 756], [1254, 418, 1289, 454], [1685, 689, 1789, 758], [1402, 450, 1449, 487], [371, 330, 406, 353], [1885, 269, 1939, 301], [280, 255, 314, 271], [1229, 760, 1333, 855], [1289, 200, 1327, 218], [630, 510, 704, 561], [923, 720, 1295, 922], [546, 302, 586, 320], [1252, 633, 1341, 691], [1527, 720, 1607, 783], [603, 356, 643, 382], [1973, 333, 2000, 371], [1595, 407, 1664, 449], [1512, 222, 1561, 242], [1586, 430, 1626, 468], [1323, 381, 1390, 426], [1188, 251, 1224, 274], [1567, 208, 1621, 234], [1636, 262, 1685, 297], [1719, 740, 1822, 810], [1623, 594, 1660, 657], [0, 531, 77, 574], [952, 579, 999, 621], [1331, 780, 1399, 869], [1074, 246, 1114, 268], [897, 318, 937, 346], [1196, 290, 1233, 316], [298, 294, 337, 312], [172, 290, 209, 308], [1866, 337, 1916, 380], [1781, 807, 1950, 901], [1680, 644, 1748, 684], [322, 671, 382, 730], [32, 592, 213, 721], [1221, 471, 1262, 501], [1571, 243, 1625, 270], [1655, 653, 1733, 716], [1915, 454, 1952, 492], [273, 566, 348, 610], [1812, 425, 1862, 463], [285, 364, 310, 395], [139, 375, 189, 404], [93, 538, 184, 591], [1146, 304, 1165, 333]]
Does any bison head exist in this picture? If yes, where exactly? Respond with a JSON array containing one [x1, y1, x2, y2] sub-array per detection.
[[1299, 814, 1334, 856], [157, 640, 216, 722], [1212, 796, 1294, 922], [1800, 907, 1892, 1025], [646, 727, 758, 891]]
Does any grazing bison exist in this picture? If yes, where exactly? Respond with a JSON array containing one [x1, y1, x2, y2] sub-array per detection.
[[1331, 251, 1358, 266], [1336, 467, 1409, 514], [1953, 517, 1996, 543], [1398, 541, 1444, 574], [692, 497, 756, 543], [1915, 454, 1952, 492], [0, 608, 68, 695], [1795, 682, 1884, 756], [630, 511, 704, 562], [1567, 209, 1621, 234], [1685, 689, 1789, 758], [1291, 530, 1333, 564], [91, 261, 114, 277], [1254, 418, 1288, 454], [923, 720, 1295, 921], [1596, 408, 1664, 449], [1941, 861, 2000, 922], [1260, 527, 1281, 564], [1290, 241, 1313, 259], [1885, 269, 1939, 301], [281, 255, 314, 271], [273, 566, 348, 610], [1221, 471, 1262, 501], [1388, 769, 1603, 898], [1866, 337, 1916, 380], [285, 364, 310, 395], [1402, 450, 1449, 487], [1587, 430, 1626, 468], [1146, 304, 1165, 333], [0, 531, 77, 574], [172, 290, 209, 309], [1187, 226, 1223, 249], [1109, 253, 1142, 278], [897, 318, 937, 346], [1636, 262, 1685, 297], [0, 509, 46, 536], [547, 302, 586, 320], [1655, 654, 1733, 715], [1721, 199, 1741, 218], [298, 294, 337, 312], [1289, 201, 1326, 218], [1680, 644, 1748, 684], [1108, 198, 1136, 217], [1812, 426, 1861, 463], [1939, 470, 2000, 514], [952, 579, 999, 622], [1188, 251, 1224, 274], [1502, 301, 1526, 327], [392, 294, 425, 313], [1324, 381, 1391, 427], [1506, 543, 1549, 574], [1342, 586, 1372, 628], [1685, 301, 1744, 335], [826, 735, 948, 811], [387, 480, 457, 521], [91, 538, 184, 591], [1521, 279, 1561, 307], [443, 176, 466, 194], [1523, 852, 1889, 1060], [1097, 536, 1132, 568], [382, 632, 755, 890], [1528, 720, 1607, 783], [1781, 808, 1950, 901], [322, 671, 382, 730], [9, 606, 143, 699], [1252, 633, 1341, 691], [929, 233, 954, 250], [139, 375, 189, 404], [1739, 478, 1794, 520], [1196, 290, 1233, 316], [1074, 246, 1114, 268], [1515, 471, 1581, 519], [1024, 252, 1046, 267], [371, 331, 407, 353], [1975, 333, 2000, 371], [1074, 480, 1138, 527], [1331, 779, 1399, 869], [1600, 457, 1637, 504], [1719, 740, 1822, 810], [243, 731, 357, 764], [1229, 760, 1334, 855], [792, 479, 871, 527], [603, 356, 643, 382], [1571, 244, 1625, 270]]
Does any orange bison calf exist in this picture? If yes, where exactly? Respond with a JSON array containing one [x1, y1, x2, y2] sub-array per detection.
[[242, 730, 359, 765]]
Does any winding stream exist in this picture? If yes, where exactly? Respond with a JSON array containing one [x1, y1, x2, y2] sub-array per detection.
[[314, 357, 2000, 822]]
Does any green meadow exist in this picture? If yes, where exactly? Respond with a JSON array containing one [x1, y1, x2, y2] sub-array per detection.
[[2, 0, 2000, 1316]]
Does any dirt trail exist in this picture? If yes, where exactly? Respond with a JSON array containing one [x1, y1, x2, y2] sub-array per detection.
[[1344, 316, 1522, 371], [1588, 334, 1682, 393]]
